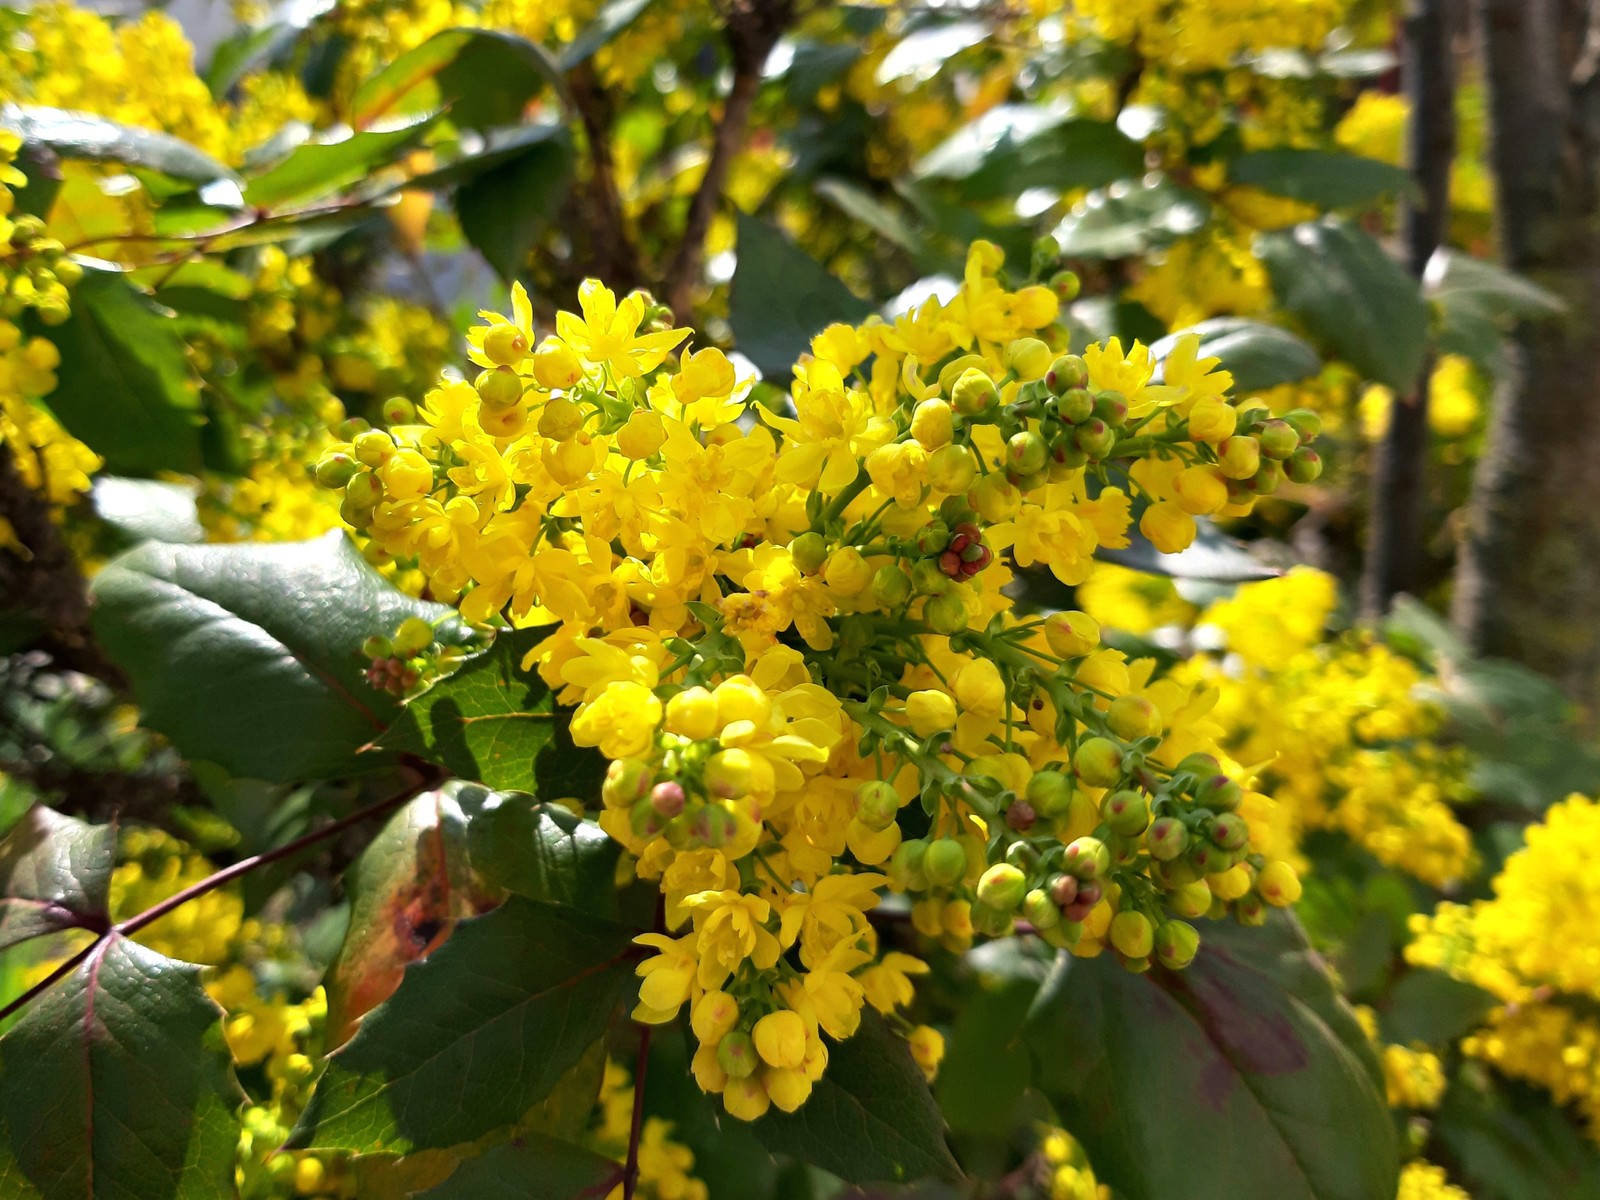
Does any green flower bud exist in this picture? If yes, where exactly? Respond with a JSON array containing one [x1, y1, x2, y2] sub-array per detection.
[[1154, 920, 1200, 968], [1007, 430, 1049, 476], [976, 863, 1028, 911], [1210, 812, 1249, 850], [1282, 408, 1322, 441], [1074, 419, 1117, 461], [603, 758, 652, 808], [539, 395, 585, 440], [1053, 385, 1095, 424], [924, 590, 968, 634], [924, 837, 968, 887], [928, 443, 978, 494], [1073, 737, 1123, 788], [871, 564, 914, 607], [970, 901, 1013, 938], [391, 616, 435, 657], [910, 559, 951, 596], [381, 396, 417, 425], [1146, 817, 1189, 861], [475, 364, 524, 409], [855, 781, 902, 832], [950, 368, 1000, 415], [345, 472, 383, 508], [1252, 459, 1285, 495], [1110, 910, 1154, 958], [361, 634, 392, 660], [1023, 887, 1060, 930], [482, 322, 529, 366], [1103, 789, 1151, 836], [717, 1031, 759, 1078], [914, 521, 952, 556], [1286, 447, 1322, 484], [1094, 391, 1129, 426], [1062, 836, 1111, 881], [890, 838, 930, 891], [314, 451, 359, 489], [1026, 769, 1074, 818], [789, 532, 828, 574], [353, 429, 395, 467], [1049, 270, 1081, 301], [1258, 419, 1300, 460], [1195, 774, 1243, 813]]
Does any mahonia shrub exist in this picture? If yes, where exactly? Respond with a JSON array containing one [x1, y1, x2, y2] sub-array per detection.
[[313, 247, 1318, 1119]]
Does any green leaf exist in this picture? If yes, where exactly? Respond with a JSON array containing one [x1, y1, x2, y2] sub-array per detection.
[[462, 790, 619, 918], [1423, 248, 1564, 319], [814, 177, 940, 268], [411, 1136, 620, 1199], [731, 214, 875, 380], [90, 532, 465, 782], [1150, 317, 1321, 394], [1379, 970, 1496, 1047], [1096, 518, 1280, 583], [456, 136, 573, 284], [91, 476, 204, 547], [1257, 218, 1428, 390], [325, 785, 500, 1048], [914, 108, 1144, 201], [1229, 149, 1412, 209], [243, 113, 436, 209], [377, 626, 604, 800], [396, 122, 566, 192], [1, 103, 240, 195], [1436, 1076, 1600, 1200], [292, 897, 636, 1153], [0, 807, 114, 951], [1053, 179, 1209, 259], [37, 267, 205, 475], [934, 975, 1035, 1138], [0, 936, 242, 1199], [205, 0, 336, 97], [1024, 913, 1397, 1200], [875, 20, 987, 85], [755, 1010, 962, 1185], [350, 29, 562, 132], [557, 0, 655, 71]]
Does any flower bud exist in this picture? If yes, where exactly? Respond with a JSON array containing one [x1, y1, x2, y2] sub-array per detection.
[[692, 990, 740, 1043], [825, 547, 873, 596], [1023, 887, 1060, 929], [1063, 836, 1111, 881], [650, 780, 686, 818], [717, 1031, 759, 1079], [1094, 391, 1129, 427], [665, 686, 719, 740], [475, 365, 524, 409], [1140, 500, 1196, 554], [1173, 466, 1229, 516], [855, 780, 902, 832], [353, 429, 395, 467], [617, 409, 666, 459], [924, 837, 968, 887], [1046, 354, 1088, 395], [1054, 386, 1095, 424], [1194, 773, 1242, 812], [970, 473, 1021, 523], [1004, 337, 1053, 381], [1106, 695, 1160, 740], [977, 863, 1028, 911], [532, 337, 584, 389], [1286, 447, 1322, 484], [1146, 817, 1189, 861], [1283, 408, 1322, 440], [603, 758, 652, 808], [1110, 910, 1154, 958], [539, 395, 584, 440], [905, 689, 957, 736], [911, 398, 954, 450], [482, 322, 529, 366], [789, 532, 828, 574], [1025, 770, 1073, 818], [1169, 879, 1212, 918], [391, 616, 434, 657], [1074, 418, 1117, 461], [1258, 419, 1300, 460], [950, 368, 999, 415], [630, 796, 669, 840], [1103, 789, 1151, 836], [315, 451, 360, 489], [927, 444, 977, 494], [1007, 430, 1050, 478], [924, 591, 968, 634], [1049, 270, 1081, 301], [1217, 435, 1261, 480], [753, 1010, 807, 1069], [1210, 812, 1249, 850], [705, 748, 754, 798], [1154, 920, 1200, 969], [1257, 860, 1302, 906], [1045, 610, 1100, 657], [1005, 799, 1036, 831], [1073, 737, 1123, 788], [872, 564, 914, 607], [1252, 459, 1285, 495], [1187, 397, 1237, 444], [890, 838, 929, 891]]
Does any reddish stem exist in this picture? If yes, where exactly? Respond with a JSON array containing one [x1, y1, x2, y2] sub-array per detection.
[[621, 1023, 652, 1200]]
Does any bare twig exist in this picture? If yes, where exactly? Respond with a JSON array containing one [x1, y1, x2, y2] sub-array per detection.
[[569, 63, 642, 290], [620, 1023, 653, 1200]]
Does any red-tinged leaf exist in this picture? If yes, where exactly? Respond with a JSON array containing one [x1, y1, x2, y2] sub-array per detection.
[[0, 807, 115, 950]]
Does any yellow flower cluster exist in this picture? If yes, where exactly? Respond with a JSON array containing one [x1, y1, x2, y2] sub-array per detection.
[[1076, 563, 1196, 636], [1182, 570, 1476, 887], [1074, 0, 1348, 73], [1397, 1162, 1471, 1200], [1038, 1125, 1110, 1200], [1128, 228, 1271, 332], [319, 244, 1313, 1121], [592, 1060, 707, 1200], [1381, 1043, 1448, 1111]]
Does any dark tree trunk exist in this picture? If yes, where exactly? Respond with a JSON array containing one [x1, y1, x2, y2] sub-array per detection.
[[1362, 0, 1458, 617], [1454, 0, 1600, 713]]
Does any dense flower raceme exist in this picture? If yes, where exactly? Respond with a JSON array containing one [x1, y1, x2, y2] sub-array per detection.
[[1408, 795, 1600, 1135], [318, 246, 1318, 1121]]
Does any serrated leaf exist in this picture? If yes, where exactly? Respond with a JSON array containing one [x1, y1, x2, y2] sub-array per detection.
[[91, 476, 204, 546], [755, 1010, 962, 1185], [377, 626, 604, 800], [914, 107, 1143, 201], [0, 807, 114, 951], [1, 103, 238, 192], [730, 214, 875, 380], [1257, 218, 1428, 390], [463, 791, 618, 918], [1024, 913, 1397, 1200], [325, 785, 501, 1048], [1230, 148, 1412, 209], [0, 936, 242, 1200], [36, 267, 205, 475], [412, 1136, 621, 1199], [558, 0, 655, 71], [456, 137, 573, 283], [205, 0, 336, 97], [292, 897, 636, 1153], [243, 114, 436, 209], [351, 29, 562, 132], [1053, 179, 1209, 259], [90, 532, 465, 782], [1150, 317, 1321, 394]]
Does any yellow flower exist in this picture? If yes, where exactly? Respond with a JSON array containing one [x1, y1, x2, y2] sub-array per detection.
[[555, 279, 689, 379]]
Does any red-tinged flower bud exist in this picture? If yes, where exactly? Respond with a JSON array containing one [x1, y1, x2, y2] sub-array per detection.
[[1006, 799, 1036, 831], [1074, 737, 1123, 787], [1286, 447, 1322, 484], [1007, 430, 1049, 476], [1146, 817, 1188, 861], [717, 1031, 759, 1078], [1024, 888, 1060, 930], [1046, 354, 1088, 395], [977, 863, 1028, 911], [1075, 419, 1117, 461], [1054, 386, 1095, 424], [1049, 873, 1079, 908], [651, 780, 686, 818], [1063, 836, 1111, 881], [1259, 419, 1300, 460], [855, 781, 902, 832], [1283, 408, 1322, 441], [1195, 773, 1242, 812], [1210, 812, 1249, 850], [1104, 789, 1151, 836], [1094, 391, 1129, 426]]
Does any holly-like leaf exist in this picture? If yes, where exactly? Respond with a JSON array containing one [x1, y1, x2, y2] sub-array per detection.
[[350, 29, 562, 132], [91, 476, 204, 547], [377, 626, 604, 800], [0, 807, 114, 951], [204, 0, 336, 97], [38, 266, 205, 476], [292, 897, 636, 1153], [755, 1010, 962, 1185], [456, 136, 573, 284], [1150, 317, 1321, 394], [243, 113, 436, 210], [1053, 178, 1210, 260], [1229, 149, 1412, 209], [90, 531, 466, 782], [411, 1136, 621, 1199], [914, 107, 1143, 202], [2, 103, 239, 194], [730, 214, 875, 380], [1257, 218, 1428, 390], [0, 936, 242, 1199], [463, 790, 619, 918], [1025, 913, 1397, 1200], [324, 785, 501, 1048]]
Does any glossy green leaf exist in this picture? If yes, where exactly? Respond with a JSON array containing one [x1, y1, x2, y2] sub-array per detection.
[[755, 1010, 962, 1185], [292, 897, 636, 1153], [1, 103, 239, 194], [731, 214, 875, 380], [395, 122, 566, 193], [38, 267, 205, 475], [0, 807, 114, 951], [463, 790, 619, 918], [325, 786, 500, 1048], [350, 29, 562, 132], [915, 108, 1143, 201], [1423, 248, 1564, 319], [205, 0, 336, 97], [1151, 317, 1321, 394], [412, 1136, 620, 1199], [1258, 218, 1428, 390], [378, 626, 604, 800], [90, 532, 465, 782], [1437, 1076, 1600, 1200], [456, 136, 573, 283], [1053, 179, 1209, 259], [815, 177, 939, 266], [243, 114, 435, 209], [1229, 149, 1411, 208], [1379, 970, 1497, 1047], [875, 21, 987, 85], [557, 0, 655, 71], [934, 975, 1035, 1138], [1025, 913, 1397, 1200], [91, 476, 204, 547], [0, 936, 242, 1200]]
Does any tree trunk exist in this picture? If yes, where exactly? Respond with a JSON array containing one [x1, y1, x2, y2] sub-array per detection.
[[1453, 0, 1600, 713], [1362, 0, 1458, 617]]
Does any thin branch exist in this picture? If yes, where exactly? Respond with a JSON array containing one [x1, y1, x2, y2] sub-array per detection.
[[568, 63, 641, 290], [621, 1023, 653, 1200], [664, 0, 797, 321], [0, 763, 442, 1025]]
